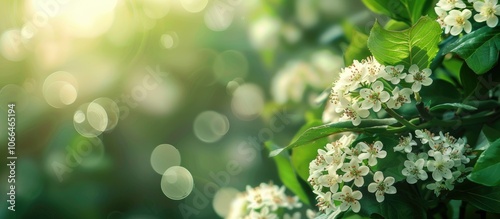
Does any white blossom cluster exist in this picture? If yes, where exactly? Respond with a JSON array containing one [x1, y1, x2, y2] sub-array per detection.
[[308, 134, 396, 218], [330, 56, 432, 126], [435, 0, 500, 36], [226, 182, 307, 219], [396, 129, 473, 196]]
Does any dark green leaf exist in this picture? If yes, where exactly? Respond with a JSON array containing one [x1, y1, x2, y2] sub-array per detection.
[[344, 31, 371, 66], [359, 182, 427, 219], [442, 26, 500, 74], [265, 142, 310, 205], [376, 137, 406, 182], [469, 139, 500, 186], [419, 79, 462, 107], [449, 180, 500, 213], [368, 16, 442, 69], [459, 63, 479, 97], [290, 120, 328, 181], [430, 103, 478, 111], [269, 119, 398, 156]]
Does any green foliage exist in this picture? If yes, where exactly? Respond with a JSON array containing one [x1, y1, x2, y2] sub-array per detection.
[[290, 120, 328, 182], [269, 119, 398, 156], [376, 137, 406, 182], [367, 16, 442, 69], [359, 183, 427, 219], [469, 139, 500, 186], [429, 103, 477, 112], [362, 0, 434, 25], [265, 142, 311, 205], [344, 31, 371, 66], [449, 180, 500, 213], [442, 26, 500, 74]]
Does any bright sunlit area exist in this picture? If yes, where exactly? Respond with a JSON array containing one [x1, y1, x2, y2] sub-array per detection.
[[1, 0, 500, 219]]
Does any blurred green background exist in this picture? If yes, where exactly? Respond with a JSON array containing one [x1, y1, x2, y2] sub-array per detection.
[[0, 0, 377, 218]]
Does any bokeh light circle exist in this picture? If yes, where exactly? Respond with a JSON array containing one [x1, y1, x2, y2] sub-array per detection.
[[161, 32, 179, 49], [213, 187, 240, 217], [204, 2, 234, 31], [180, 0, 208, 13], [161, 166, 194, 200], [193, 111, 230, 143], [0, 29, 26, 61], [73, 103, 104, 137], [43, 71, 79, 108], [150, 144, 181, 175], [231, 83, 265, 120], [91, 97, 120, 131]]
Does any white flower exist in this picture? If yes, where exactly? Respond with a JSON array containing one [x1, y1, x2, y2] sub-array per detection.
[[338, 99, 370, 126], [444, 9, 472, 35], [248, 207, 277, 219], [363, 56, 385, 82], [405, 65, 433, 92], [387, 87, 413, 109], [341, 159, 370, 187], [394, 133, 418, 153], [415, 129, 439, 146], [437, 0, 466, 11], [318, 165, 342, 192], [427, 151, 455, 181], [358, 141, 387, 166], [336, 60, 367, 91], [402, 158, 428, 184], [360, 81, 390, 112], [315, 191, 335, 213], [367, 171, 397, 202], [435, 7, 451, 34], [283, 212, 301, 219], [426, 179, 455, 196], [382, 65, 406, 84], [473, 0, 500, 27], [332, 186, 363, 213]]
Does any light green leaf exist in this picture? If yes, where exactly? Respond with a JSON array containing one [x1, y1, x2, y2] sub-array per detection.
[[344, 31, 371, 66], [362, 0, 434, 25], [450, 180, 500, 213], [430, 103, 478, 111], [269, 119, 398, 156], [367, 16, 441, 69], [265, 142, 310, 205], [442, 26, 500, 74], [469, 139, 500, 186]]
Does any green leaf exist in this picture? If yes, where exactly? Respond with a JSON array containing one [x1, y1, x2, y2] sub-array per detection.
[[459, 63, 479, 97], [429, 103, 478, 111], [419, 79, 462, 107], [344, 31, 371, 66], [269, 119, 398, 156], [449, 180, 500, 213], [400, 0, 434, 25], [442, 26, 500, 74], [265, 142, 310, 205], [469, 139, 500, 186], [367, 16, 442, 69], [359, 182, 427, 218], [376, 137, 406, 182], [290, 120, 328, 181]]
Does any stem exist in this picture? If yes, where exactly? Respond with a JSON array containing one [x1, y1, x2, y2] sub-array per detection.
[[416, 102, 433, 121], [384, 106, 419, 130]]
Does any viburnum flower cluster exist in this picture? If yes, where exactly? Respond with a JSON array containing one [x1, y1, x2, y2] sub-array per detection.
[[330, 56, 432, 126], [226, 182, 308, 219], [396, 129, 473, 196], [435, 0, 500, 36], [308, 134, 396, 218]]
